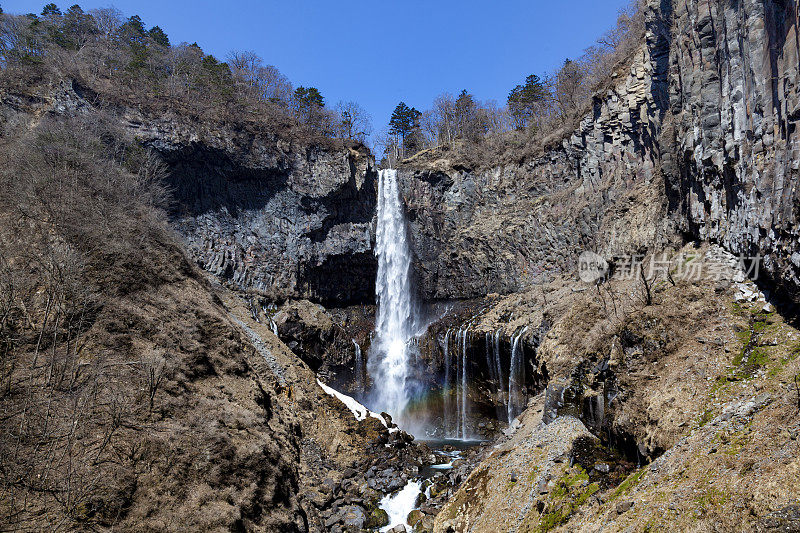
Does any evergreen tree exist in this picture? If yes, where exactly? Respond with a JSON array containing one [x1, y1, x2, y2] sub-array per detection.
[[507, 74, 549, 129], [124, 14, 146, 35], [292, 86, 326, 125], [148, 25, 170, 47], [60, 5, 98, 50], [293, 86, 324, 108], [41, 3, 61, 17], [388, 102, 421, 156], [454, 89, 478, 138]]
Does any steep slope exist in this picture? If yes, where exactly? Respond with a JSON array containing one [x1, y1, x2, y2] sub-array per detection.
[[0, 112, 309, 531], [0, 86, 413, 533]]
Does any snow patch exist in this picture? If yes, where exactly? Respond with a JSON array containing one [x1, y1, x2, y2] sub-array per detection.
[[316, 379, 397, 432]]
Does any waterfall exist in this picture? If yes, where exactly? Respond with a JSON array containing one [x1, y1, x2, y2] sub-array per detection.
[[507, 327, 528, 422], [460, 326, 469, 439], [443, 329, 451, 435], [353, 339, 363, 392], [492, 329, 506, 420], [368, 169, 417, 422]]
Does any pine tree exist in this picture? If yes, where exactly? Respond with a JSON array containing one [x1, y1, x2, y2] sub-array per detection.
[[389, 102, 421, 156], [454, 89, 477, 138], [125, 15, 146, 35], [148, 26, 170, 47], [292, 87, 325, 124], [41, 3, 61, 17], [293, 86, 324, 108], [507, 74, 549, 130]]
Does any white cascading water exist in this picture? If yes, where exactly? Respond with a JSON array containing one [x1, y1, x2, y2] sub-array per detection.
[[507, 327, 528, 422], [353, 339, 363, 393], [443, 328, 451, 434], [368, 169, 417, 422], [379, 480, 422, 532]]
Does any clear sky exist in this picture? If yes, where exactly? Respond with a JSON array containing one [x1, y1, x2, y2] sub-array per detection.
[[4, 0, 631, 146]]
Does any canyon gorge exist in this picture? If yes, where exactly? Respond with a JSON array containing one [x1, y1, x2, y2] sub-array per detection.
[[2, 0, 800, 531]]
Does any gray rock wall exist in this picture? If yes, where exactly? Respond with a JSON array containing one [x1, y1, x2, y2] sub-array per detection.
[[670, 0, 800, 302], [398, 0, 800, 304], [398, 0, 675, 300], [128, 117, 379, 305]]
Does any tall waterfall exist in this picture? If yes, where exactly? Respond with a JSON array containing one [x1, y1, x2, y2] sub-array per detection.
[[443, 329, 452, 433], [368, 169, 417, 422]]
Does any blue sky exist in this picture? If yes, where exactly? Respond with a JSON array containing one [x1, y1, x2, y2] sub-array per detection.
[[5, 0, 631, 145]]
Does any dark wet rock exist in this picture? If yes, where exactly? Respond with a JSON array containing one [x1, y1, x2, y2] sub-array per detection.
[[340, 505, 366, 530], [128, 118, 380, 307], [365, 507, 390, 529]]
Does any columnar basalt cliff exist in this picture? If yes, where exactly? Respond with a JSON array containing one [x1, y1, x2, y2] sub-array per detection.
[[396, 1, 674, 300], [398, 0, 800, 307], [129, 117, 379, 306], [670, 0, 800, 303]]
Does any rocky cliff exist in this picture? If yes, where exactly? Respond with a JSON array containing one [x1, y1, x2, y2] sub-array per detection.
[[135, 118, 379, 306], [670, 0, 800, 304], [398, 0, 800, 307]]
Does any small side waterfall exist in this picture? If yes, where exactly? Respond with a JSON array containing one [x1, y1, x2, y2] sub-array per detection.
[[368, 169, 417, 423], [441, 325, 534, 433], [507, 327, 528, 422], [353, 339, 364, 392]]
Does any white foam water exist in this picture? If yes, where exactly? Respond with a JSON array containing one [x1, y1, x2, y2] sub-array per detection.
[[379, 480, 422, 532], [368, 169, 417, 424]]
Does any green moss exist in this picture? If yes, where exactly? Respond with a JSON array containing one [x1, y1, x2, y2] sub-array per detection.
[[695, 487, 728, 511], [537, 507, 571, 532], [533, 468, 601, 532], [609, 468, 645, 502], [365, 508, 389, 529], [575, 483, 600, 505], [699, 408, 715, 427]]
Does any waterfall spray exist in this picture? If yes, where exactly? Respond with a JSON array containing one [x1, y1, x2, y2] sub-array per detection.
[[368, 169, 417, 423]]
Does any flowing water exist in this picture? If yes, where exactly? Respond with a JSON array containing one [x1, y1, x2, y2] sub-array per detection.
[[507, 326, 529, 422], [368, 169, 417, 424], [379, 480, 422, 532], [353, 339, 363, 393]]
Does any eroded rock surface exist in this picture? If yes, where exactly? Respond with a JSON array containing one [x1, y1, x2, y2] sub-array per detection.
[[129, 116, 379, 306]]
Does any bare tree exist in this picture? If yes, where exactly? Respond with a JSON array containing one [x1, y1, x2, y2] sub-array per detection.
[[432, 93, 456, 145], [88, 7, 122, 38], [228, 50, 293, 106], [335, 101, 372, 143]]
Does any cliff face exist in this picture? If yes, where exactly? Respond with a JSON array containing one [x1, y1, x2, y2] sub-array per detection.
[[398, 1, 675, 300], [129, 117, 378, 306], [670, 0, 800, 302], [399, 0, 800, 305]]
